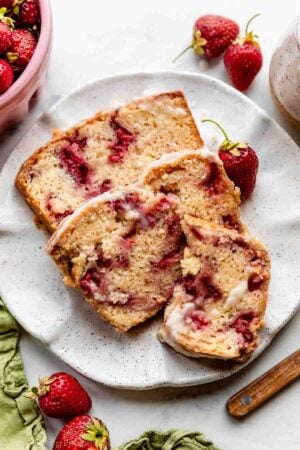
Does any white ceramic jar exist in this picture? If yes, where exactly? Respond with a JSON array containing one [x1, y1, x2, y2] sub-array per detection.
[[269, 13, 300, 129]]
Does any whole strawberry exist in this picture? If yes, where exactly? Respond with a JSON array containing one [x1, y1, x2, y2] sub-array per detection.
[[0, 22, 12, 53], [7, 28, 37, 67], [18, 0, 40, 26], [0, 58, 13, 94], [53, 415, 111, 450], [224, 14, 263, 91], [31, 372, 92, 418], [174, 14, 239, 62], [202, 119, 259, 198]]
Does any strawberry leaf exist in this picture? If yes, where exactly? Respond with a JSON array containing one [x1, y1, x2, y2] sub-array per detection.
[[81, 433, 95, 442], [192, 30, 207, 55], [0, 7, 15, 27], [6, 52, 19, 63], [230, 148, 241, 156]]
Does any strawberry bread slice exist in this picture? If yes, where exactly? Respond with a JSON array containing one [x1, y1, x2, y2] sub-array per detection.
[[158, 215, 270, 361], [141, 150, 242, 231], [47, 187, 183, 332], [16, 91, 202, 233]]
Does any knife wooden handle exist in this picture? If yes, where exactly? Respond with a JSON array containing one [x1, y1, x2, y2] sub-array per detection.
[[227, 349, 300, 418]]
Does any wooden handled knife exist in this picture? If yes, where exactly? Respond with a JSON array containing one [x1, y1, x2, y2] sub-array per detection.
[[227, 349, 300, 418]]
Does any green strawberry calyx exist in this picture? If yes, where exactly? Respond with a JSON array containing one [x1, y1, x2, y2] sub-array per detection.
[[27, 376, 55, 399], [0, 7, 15, 27], [6, 51, 19, 63], [191, 28, 208, 55], [235, 13, 260, 47], [173, 28, 207, 63], [202, 119, 247, 156], [81, 418, 110, 449], [12, 0, 25, 16]]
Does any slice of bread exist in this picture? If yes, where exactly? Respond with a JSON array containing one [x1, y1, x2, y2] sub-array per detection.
[[47, 187, 183, 332], [16, 91, 202, 233], [141, 150, 242, 231], [158, 215, 270, 361]]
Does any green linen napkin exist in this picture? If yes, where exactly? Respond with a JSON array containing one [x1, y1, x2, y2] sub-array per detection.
[[0, 298, 47, 450], [115, 429, 220, 450]]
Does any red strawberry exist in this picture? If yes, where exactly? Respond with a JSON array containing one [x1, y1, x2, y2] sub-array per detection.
[[7, 28, 37, 67], [174, 14, 239, 62], [219, 145, 258, 198], [0, 22, 12, 53], [18, 0, 40, 26], [31, 372, 92, 418], [224, 14, 263, 91], [0, 1, 14, 8], [0, 58, 13, 94], [53, 415, 111, 450], [202, 119, 259, 198]]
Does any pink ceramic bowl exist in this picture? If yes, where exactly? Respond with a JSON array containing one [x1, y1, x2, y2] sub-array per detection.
[[0, 0, 52, 133]]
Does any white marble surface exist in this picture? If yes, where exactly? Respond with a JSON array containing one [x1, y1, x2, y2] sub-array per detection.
[[0, 0, 300, 448]]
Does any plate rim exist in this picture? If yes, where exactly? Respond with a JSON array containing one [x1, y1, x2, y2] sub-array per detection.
[[1, 70, 299, 389]]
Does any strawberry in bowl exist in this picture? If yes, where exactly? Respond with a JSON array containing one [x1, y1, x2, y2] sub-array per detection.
[[0, 0, 52, 132]]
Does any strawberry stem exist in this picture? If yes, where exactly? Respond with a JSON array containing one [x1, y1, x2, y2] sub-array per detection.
[[202, 119, 230, 141], [245, 13, 260, 36], [202, 118, 247, 153], [173, 44, 193, 63]]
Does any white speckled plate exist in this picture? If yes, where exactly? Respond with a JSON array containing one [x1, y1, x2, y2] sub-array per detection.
[[0, 72, 299, 389]]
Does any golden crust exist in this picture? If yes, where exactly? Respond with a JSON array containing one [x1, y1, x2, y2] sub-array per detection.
[[142, 150, 242, 231], [16, 91, 202, 233], [47, 187, 181, 332]]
